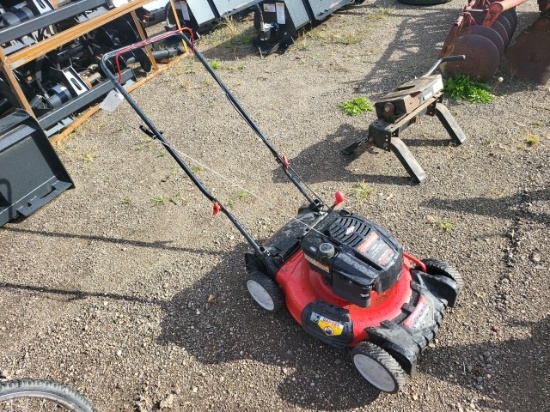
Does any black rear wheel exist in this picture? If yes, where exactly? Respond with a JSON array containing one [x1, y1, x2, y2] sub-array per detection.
[[351, 342, 406, 393], [0, 379, 95, 411], [246, 271, 284, 312]]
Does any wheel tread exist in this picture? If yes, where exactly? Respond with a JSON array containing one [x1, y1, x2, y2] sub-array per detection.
[[351, 341, 407, 393], [422, 258, 464, 291], [247, 270, 284, 312], [0, 379, 95, 411]]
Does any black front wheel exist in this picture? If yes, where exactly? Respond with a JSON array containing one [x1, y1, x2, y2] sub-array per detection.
[[351, 342, 407, 393], [246, 271, 284, 313], [422, 258, 464, 292], [0, 379, 95, 411]]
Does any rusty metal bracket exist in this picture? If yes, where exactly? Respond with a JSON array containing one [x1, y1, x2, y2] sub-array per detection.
[[342, 57, 467, 184]]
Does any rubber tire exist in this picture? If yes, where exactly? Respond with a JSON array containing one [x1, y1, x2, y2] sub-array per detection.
[[397, 0, 450, 5], [246, 271, 284, 313], [351, 342, 407, 393], [422, 258, 464, 293], [0, 379, 95, 411]]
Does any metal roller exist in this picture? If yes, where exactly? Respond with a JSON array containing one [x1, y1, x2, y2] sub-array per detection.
[[459, 25, 505, 57], [440, 34, 500, 80], [490, 20, 511, 45]]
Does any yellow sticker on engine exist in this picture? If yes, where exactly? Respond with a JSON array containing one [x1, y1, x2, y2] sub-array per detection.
[[313, 314, 344, 337]]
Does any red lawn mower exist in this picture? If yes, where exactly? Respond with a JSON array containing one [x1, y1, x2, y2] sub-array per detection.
[[100, 31, 462, 394]]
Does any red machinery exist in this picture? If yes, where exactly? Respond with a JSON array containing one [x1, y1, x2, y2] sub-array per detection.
[[440, 0, 550, 84], [440, 0, 522, 81]]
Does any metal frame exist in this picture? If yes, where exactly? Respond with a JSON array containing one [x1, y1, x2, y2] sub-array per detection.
[[0, 0, 108, 45]]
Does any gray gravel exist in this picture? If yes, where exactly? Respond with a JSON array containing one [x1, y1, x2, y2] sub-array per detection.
[[1, 1, 548, 411]]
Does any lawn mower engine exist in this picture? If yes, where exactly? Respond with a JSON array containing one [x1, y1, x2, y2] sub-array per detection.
[[246, 205, 462, 393]]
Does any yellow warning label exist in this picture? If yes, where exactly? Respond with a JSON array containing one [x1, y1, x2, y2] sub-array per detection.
[[317, 317, 344, 337]]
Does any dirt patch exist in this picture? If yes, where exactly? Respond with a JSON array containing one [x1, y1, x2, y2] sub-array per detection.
[[1, 1, 548, 411]]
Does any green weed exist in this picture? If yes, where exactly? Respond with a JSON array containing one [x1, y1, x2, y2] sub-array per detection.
[[334, 33, 363, 45], [203, 18, 256, 49], [444, 75, 494, 103], [437, 218, 453, 231], [210, 60, 221, 70], [237, 190, 248, 200], [351, 181, 375, 202], [366, 7, 392, 20], [150, 195, 167, 206], [170, 191, 184, 205], [524, 134, 540, 146], [340, 97, 374, 116]]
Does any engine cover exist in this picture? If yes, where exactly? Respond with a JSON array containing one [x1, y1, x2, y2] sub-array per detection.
[[301, 210, 403, 307]]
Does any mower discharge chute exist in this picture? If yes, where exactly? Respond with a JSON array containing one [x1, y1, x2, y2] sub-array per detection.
[[253, 0, 360, 54], [506, 0, 550, 84], [440, 0, 523, 81], [100, 31, 462, 394]]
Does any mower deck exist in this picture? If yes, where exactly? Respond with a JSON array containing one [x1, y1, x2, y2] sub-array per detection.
[[247, 206, 460, 390]]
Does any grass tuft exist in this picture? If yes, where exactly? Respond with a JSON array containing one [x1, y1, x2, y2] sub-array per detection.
[[437, 218, 453, 231], [444, 75, 494, 103], [351, 181, 375, 202], [210, 60, 221, 70], [524, 134, 540, 147], [150, 195, 167, 206], [340, 97, 374, 116]]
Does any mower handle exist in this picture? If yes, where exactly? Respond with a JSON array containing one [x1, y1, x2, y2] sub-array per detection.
[[98, 30, 324, 261], [98, 31, 272, 258], [422, 55, 465, 77], [100, 30, 321, 209]]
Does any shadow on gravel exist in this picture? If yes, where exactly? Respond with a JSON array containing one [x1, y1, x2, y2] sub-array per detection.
[[158, 243, 380, 410], [0, 281, 165, 305], [425, 317, 549, 412], [272, 123, 451, 186], [1, 226, 222, 254], [353, 5, 458, 95], [421, 188, 550, 225]]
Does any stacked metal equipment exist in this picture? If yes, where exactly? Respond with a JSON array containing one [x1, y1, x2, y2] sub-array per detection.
[[166, 0, 261, 33], [0, 0, 111, 54], [0, 1, 183, 136], [253, 0, 361, 54], [439, 0, 523, 81]]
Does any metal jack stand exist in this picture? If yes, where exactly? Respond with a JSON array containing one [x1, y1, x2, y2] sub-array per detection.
[[342, 56, 468, 184]]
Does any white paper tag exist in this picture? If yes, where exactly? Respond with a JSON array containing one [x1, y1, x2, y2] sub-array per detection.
[[110, 0, 128, 8], [263, 3, 276, 12], [100, 90, 124, 112], [276, 3, 285, 24]]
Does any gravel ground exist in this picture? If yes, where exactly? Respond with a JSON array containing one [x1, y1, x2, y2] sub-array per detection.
[[1, 1, 549, 411]]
